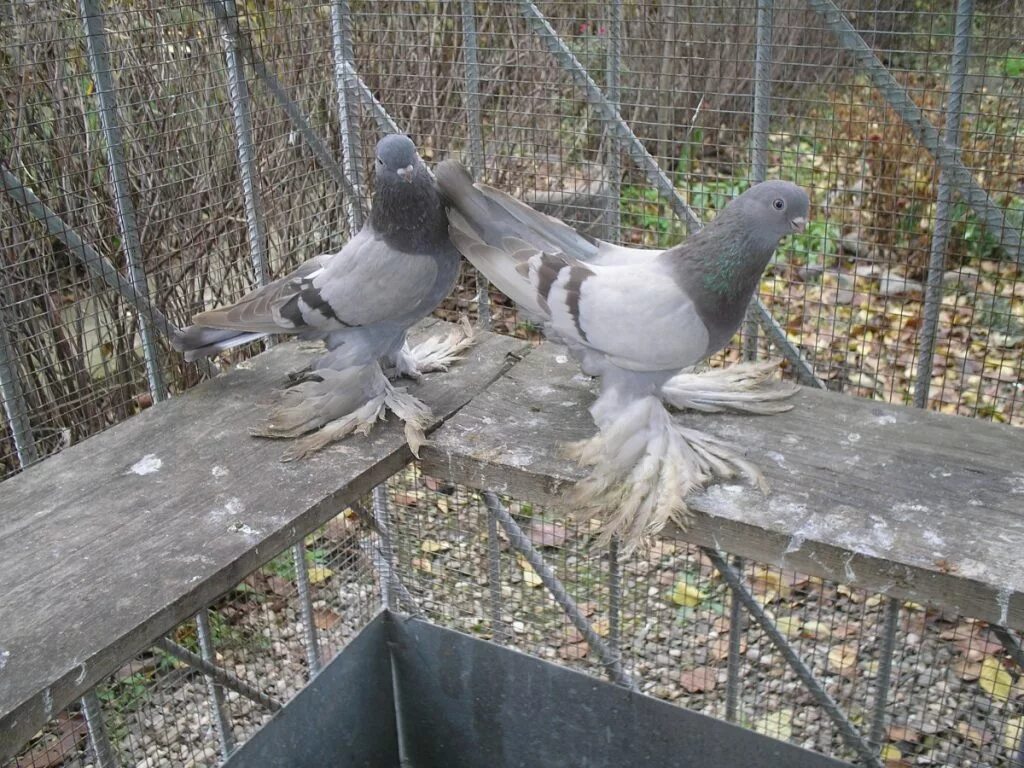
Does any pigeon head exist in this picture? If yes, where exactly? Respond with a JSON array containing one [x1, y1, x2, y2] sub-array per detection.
[[374, 134, 421, 184], [728, 180, 810, 250]]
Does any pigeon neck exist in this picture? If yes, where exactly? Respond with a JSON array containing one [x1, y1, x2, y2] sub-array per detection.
[[371, 169, 449, 253], [674, 218, 779, 347]]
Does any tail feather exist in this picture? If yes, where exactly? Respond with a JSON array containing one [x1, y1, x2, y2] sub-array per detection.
[[172, 326, 267, 362]]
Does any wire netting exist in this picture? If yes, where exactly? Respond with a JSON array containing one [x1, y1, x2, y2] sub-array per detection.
[[3, 1, 1023, 766]]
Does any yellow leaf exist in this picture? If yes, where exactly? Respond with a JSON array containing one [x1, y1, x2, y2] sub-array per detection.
[[880, 744, 901, 761], [1004, 716, 1024, 753], [306, 566, 334, 585], [752, 709, 793, 741], [591, 618, 610, 637], [827, 645, 858, 672], [411, 557, 433, 574], [522, 563, 543, 588], [776, 616, 802, 639], [670, 582, 704, 607], [436, 497, 450, 514], [420, 539, 450, 554], [978, 655, 1012, 702], [801, 620, 830, 640]]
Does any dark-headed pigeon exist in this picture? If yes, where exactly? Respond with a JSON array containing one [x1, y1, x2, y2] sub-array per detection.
[[436, 159, 807, 550], [174, 135, 469, 458]]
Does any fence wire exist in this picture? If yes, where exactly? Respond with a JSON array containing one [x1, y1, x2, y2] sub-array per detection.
[[3, 1, 1024, 766]]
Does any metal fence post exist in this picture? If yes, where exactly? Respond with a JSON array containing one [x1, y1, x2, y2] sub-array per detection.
[[724, 555, 745, 722], [605, 0, 623, 243], [79, 0, 166, 402], [80, 690, 120, 768], [868, 597, 900, 754], [216, 0, 270, 289], [460, 0, 491, 329], [0, 295, 38, 468], [292, 542, 323, 675], [330, 0, 367, 230], [914, 0, 973, 409], [195, 609, 236, 758], [744, 0, 774, 362]]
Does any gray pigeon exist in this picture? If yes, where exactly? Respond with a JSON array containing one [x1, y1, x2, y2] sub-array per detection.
[[436, 160, 808, 550], [173, 135, 470, 458]]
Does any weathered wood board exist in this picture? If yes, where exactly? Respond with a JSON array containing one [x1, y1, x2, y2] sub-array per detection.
[[422, 342, 1024, 633], [0, 321, 531, 760]]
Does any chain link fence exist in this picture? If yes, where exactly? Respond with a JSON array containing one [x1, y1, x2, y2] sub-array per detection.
[[2, 1, 1023, 766]]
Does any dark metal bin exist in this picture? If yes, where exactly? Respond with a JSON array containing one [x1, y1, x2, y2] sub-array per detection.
[[226, 612, 852, 767]]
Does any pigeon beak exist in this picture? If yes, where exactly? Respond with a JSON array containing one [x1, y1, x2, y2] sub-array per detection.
[[790, 216, 807, 233], [397, 164, 415, 183]]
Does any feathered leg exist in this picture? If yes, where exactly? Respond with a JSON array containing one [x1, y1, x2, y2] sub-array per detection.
[[250, 363, 435, 460], [565, 388, 766, 554], [384, 317, 476, 380], [661, 359, 797, 414]]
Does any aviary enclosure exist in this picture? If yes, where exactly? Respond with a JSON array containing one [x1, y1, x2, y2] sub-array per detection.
[[1, 1, 1023, 766]]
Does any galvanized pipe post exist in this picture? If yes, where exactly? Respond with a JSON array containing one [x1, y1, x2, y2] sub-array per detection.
[[330, 0, 367, 230], [216, 0, 270, 288], [373, 485, 400, 612], [81, 690, 121, 768], [195, 609, 236, 758], [605, 0, 623, 242], [607, 538, 621, 656], [724, 555, 745, 722], [914, 0, 973, 409], [79, 0, 166, 402], [292, 541, 323, 675], [0, 297, 38, 468], [868, 597, 900, 753], [487, 507, 506, 643], [744, 0, 774, 361], [460, 0, 491, 329]]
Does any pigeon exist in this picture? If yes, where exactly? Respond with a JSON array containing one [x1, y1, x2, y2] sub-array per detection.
[[436, 159, 808, 551], [173, 135, 470, 459]]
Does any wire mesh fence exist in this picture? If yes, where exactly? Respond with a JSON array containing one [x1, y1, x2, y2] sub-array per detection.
[[3, 0, 1024, 766]]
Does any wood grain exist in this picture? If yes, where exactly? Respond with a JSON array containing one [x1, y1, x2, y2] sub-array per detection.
[[0, 321, 531, 760], [422, 342, 1024, 633]]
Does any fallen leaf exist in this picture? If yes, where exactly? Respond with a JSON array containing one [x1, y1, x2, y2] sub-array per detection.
[[752, 709, 793, 741], [591, 618, 610, 637], [708, 635, 747, 662], [827, 645, 859, 677], [670, 582, 704, 608], [306, 566, 333, 585], [1004, 716, 1024, 753], [776, 615, 803, 639], [679, 665, 718, 693], [978, 655, 1012, 701], [880, 744, 902, 762], [559, 642, 589, 660], [886, 724, 921, 743], [522, 562, 543, 588], [801, 620, 831, 640], [955, 658, 982, 682], [20, 713, 87, 768], [266, 575, 292, 596], [527, 521, 569, 548], [411, 557, 433, 574], [956, 721, 991, 747], [420, 539, 451, 554], [313, 608, 341, 631]]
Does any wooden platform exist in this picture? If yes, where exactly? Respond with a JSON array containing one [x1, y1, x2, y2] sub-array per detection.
[[3, 327, 1023, 760], [0, 321, 530, 760], [421, 342, 1024, 633]]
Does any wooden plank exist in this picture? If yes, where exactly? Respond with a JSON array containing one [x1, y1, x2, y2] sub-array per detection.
[[421, 342, 1024, 633], [0, 321, 531, 760]]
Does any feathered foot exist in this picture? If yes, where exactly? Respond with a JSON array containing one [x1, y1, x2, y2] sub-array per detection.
[[385, 317, 475, 380], [563, 396, 765, 554], [661, 359, 797, 415], [250, 363, 435, 460]]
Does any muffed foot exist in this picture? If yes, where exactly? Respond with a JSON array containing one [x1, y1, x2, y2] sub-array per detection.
[[563, 397, 765, 553], [250, 363, 434, 460], [384, 318, 475, 380], [661, 359, 797, 415]]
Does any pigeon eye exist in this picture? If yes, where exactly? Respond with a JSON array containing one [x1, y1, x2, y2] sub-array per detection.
[[772, 198, 785, 210]]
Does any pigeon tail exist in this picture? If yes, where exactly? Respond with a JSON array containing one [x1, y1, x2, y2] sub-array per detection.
[[563, 394, 765, 554], [661, 360, 798, 414], [172, 326, 268, 362]]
